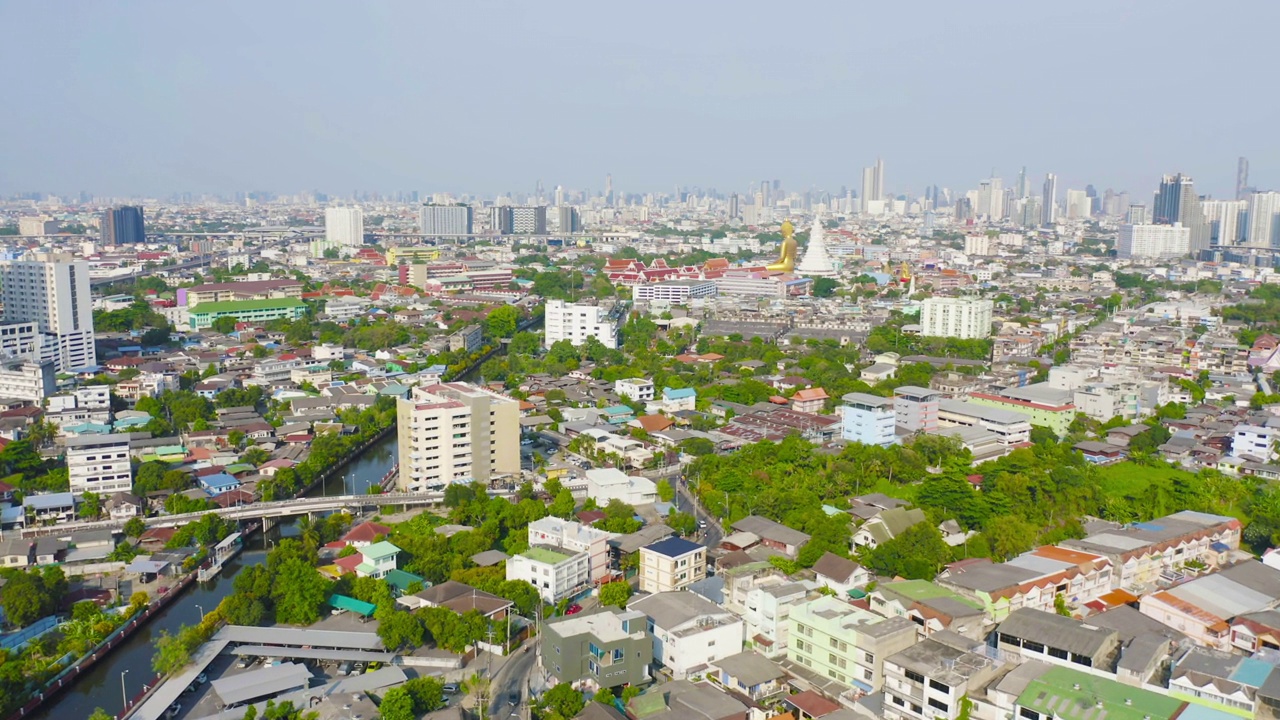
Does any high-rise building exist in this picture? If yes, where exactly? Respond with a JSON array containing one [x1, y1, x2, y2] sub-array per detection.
[[920, 297, 993, 339], [544, 299, 624, 349], [1042, 174, 1058, 225], [728, 193, 740, 220], [860, 159, 884, 213], [954, 197, 974, 223], [554, 185, 565, 207], [605, 173, 614, 206], [1016, 167, 1029, 199], [1065, 189, 1091, 220], [491, 206, 547, 235], [1237, 157, 1251, 200], [873, 159, 885, 201], [1152, 174, 1208, 254], [1246, 192, 1280, 248], [1117, 223, 1191, 258], [557, 206, 581, 233], [324, 206, 365, 250], [101, 206, 146, 245], [1201, 200, 1248, 246], [396, 382, 520, 492], [66, 434, 133, 497], [1127, 205, 1150, 224], [978, 178, 1004, 219], [418, 205, 473, 236], [0, 252, 95, 372]]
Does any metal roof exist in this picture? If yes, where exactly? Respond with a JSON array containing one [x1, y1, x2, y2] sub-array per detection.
[[231, 645, 393, 662], [211, 662, 312, 706], [216, 625, 384, 650]]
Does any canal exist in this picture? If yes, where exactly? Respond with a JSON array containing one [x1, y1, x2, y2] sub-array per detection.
[[32, 432, 400, 720]]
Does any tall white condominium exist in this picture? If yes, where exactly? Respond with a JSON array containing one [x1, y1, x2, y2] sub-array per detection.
[[1246, 192, 1280, 248], [920, 297, 993, 339], [1117, 223, 1191, 259], [1201, 200, 1248, 246], [419, 204, 473, 236], [324, 206, 365, 250], [66, 433, 133, 496], [1066, 189, 1091, 220], [543, 299, 624, 349], [1042, 173, 1058, 225], [860, 158, 884, 213], [0, 252, 95, 372], [396, 382, 520, 492]]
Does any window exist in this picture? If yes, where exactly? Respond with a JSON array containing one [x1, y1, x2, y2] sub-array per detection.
[[829, 653, 838, 664], [928, 698, 948, 713], [864, 652, 874, 664], [864, 669, 872, 681], [928, 679, 948, 692], [830, 638, 838, 648], [905, 670, 925, 684], [1019, 708, 1040, 720], [1048, 646, 1068, 660]]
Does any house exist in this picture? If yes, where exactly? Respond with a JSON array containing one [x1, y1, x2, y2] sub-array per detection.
[[936, 545, 1114, 622], [866, 579, 986, 641], [729, 516, 809, 559], [626, 679, 747, 720], [340, 521, 392, 548], [541, 607, 653, 690], [24, 492, 76, 524], [639, 537, 707, 594], [707, 652, 787, 703], [1138, 559, 1280, 651], [350, 540, 400, 579], [397, 580, 512, 619], [739, 577, 809, 658], [787, 595, 918, 692], [657, 387, 697, 414], [1073, 441, 1128, 465], [107, 492, 143, 520], [616, 378, 656, 403], [1060, 510, 1241, 591], [790, 388, 829, 414], [812, 552, 870, 597], [506, 545, 591, 604], [586, 468, 658, 506], [995, 608, 1120, 670], [852, 506, 927, 549], [630, 591, 745, 680], [0, 538, 34, 567], [527, 517, 617, 583]]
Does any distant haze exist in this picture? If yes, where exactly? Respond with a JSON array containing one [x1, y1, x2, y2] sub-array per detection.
[[1, 0, 1276, 200]]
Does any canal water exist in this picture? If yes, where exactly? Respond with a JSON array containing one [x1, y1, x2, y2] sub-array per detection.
[[32, 433, 399, 720]]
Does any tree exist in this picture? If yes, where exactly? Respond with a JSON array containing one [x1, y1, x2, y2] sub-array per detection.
[[78, 491, 103, 520], [211, 316, 239, 334], [865, 523, 951, 580], [379, 688, 415, 720], [88, 710, 114, 720], [656, 479, 675, 503], [220, 592, 267, 626], [140, 327, 172, 346], [548, 489, 576, 519], [598, 581, 631, 608], [271, 557, 330, 625], [485, 305, 521, 339], [812, 277, 840, 297], [375, 607, 424, 651], [536, 683, 585, 720], [124, 516, 146, 538], [463, 672, 491, 720], [227, 429, 246, 450], [152, 628, 194, 674]]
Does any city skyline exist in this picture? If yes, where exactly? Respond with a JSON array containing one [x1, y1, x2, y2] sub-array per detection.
[[1, 0, 1278, 199]]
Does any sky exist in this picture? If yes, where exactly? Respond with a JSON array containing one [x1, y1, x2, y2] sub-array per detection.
[[2, 0, 1278, 201]]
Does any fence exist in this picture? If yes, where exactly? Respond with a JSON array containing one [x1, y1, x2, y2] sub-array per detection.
[[0, 616, 60, 653]]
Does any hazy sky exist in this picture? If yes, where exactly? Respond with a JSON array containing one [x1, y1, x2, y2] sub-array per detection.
[[2, 1, 1277, 201]]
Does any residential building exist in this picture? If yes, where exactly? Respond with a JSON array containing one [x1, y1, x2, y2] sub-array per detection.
[[181, 279, 304, 306], [639, 537, 707, 594], [841, 393, 896, 447], [729, 516, 810, 558], [790, 388, 828, 414], [881, 631, 1004, 720], [544, 299, 625, 349], [708, 652, 788, 703], [935, 546, 1113, 621], [1167, 647, 1273, 717], [920, 297, 993, 339], [449, 324, 483, 353], [66, 433, 133, 496], [852, 506, 927, 549], [541, 607, 653, 690], [585, 467, 657, 506], [24, 493, 76, 524], [967, 386, 1075, 437], [787, 595, 918, 692], [0, 252, 96, 372], [741, 577, 809, 658], [1013, 666, 1186, 720], [101, 205, 146, 245], [813, 552, 871, 597], [1232, 424, 1280, 461], [352, 541, 400, 579], [396, 382, 520, 491], [1061, 511, 1241, 591], [995, 608, 1120, 670], [419, 204, 473, 236], [325, 206, 365, 251], [0, 359, 55, 403], [1138, 560, 1280, 651], [615, 378, 656, 403], [630, 591, 744, 680], [632, 280, 717, 303], [527, 516, 617, 583], [18, 217, 58, 236], [866, 580, 986, 641], [1117, 223, 1191, 258], [397, 580, 513, 618], [893, 386, 941, 434], [1246, 191, 1280, 248], [656, 387, 696, 413], [188, 298, 308, 330], [936, 400, 1032, 446], [507, 545, 591, 604]]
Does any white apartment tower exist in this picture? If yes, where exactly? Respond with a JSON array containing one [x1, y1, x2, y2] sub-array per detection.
[[1117, 223, 1191, 259], [920, 297, 993, 339], [66, 434, 133, 496], [419, 205, 473, 236], [396, 382, 520, 492], [324, 206, 365, 251], [0, 253, 96, 372], [1202, 200, 1248, 246], [543, 299, 624, 349], [1246, 192, 1280, 248]]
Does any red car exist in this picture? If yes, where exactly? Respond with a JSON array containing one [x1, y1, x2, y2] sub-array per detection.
[[565, 603, 583, 615]]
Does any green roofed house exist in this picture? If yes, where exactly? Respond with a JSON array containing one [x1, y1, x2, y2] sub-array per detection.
[[1015, 666, 1187, 720], [189, 298, 307, 330], [353, 541, 400, 580], [384, 569, 425, 597], [329, 594, 376, 618], [869, 579, 987, 640], [507, 544, 591, 604]]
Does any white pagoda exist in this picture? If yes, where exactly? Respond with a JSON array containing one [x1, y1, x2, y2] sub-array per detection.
[[796, 215, 838, 278]]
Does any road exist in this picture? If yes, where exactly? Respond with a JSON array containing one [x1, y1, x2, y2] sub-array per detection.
[[489, 638, 540, 720]]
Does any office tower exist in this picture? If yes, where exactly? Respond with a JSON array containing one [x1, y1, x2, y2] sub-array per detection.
[[1237, 157, 1250, 200], [1019, 198, 1042, 228], [605, 173, 613, 205], [954, 197, 974, 222], [418, 205, 473, 236], [1202, 199, 1248, 246], [920, 297, 994, 339], [873, 159, 885, 201], [396, 382, 520, 492], [1152, 174, 1208, 254], [1126, 205, 1150, 224], [1066, 189, 1091, 220], [1042, 174, 1058, 225], [324, 206, 365, 250], [511, 206, 547, 234], [1246, 192, 1280, 248], [100, 206, 146, 245], [1085, 185, 1099, 215], [0, 252, 96, 372], [728, 193, 740, 220], [987, 177, 1004, 219], [554, 185, 565, 207], [1016, 167, 1028, 199], [1117, 223, 1191, 258], [558, 206, 581, 233]]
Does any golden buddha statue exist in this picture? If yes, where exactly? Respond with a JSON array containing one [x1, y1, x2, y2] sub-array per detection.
[[767, 220, 797, 272]]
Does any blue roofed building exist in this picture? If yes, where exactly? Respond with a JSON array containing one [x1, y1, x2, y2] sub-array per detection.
[[639, 536, 707, 593], [658, 387, 697, 413], [602, 405, 635, 425], [198, 472, 240, 495]]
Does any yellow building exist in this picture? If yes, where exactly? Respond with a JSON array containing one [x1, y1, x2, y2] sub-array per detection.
[[386, 246, 442, 265]]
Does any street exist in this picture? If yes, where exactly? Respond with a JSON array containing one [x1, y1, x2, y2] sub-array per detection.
[[488, 638, 541, 719]]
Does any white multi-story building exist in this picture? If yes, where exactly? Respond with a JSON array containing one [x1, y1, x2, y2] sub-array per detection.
[[629, 591, 745, 681], [507, 545, 591, 604], [1202, 199, 1248, 246], [0, 253, 96, 372], [396, 382, 520, 491], [419, 205, 473, 236], [527, 517, 617, 583], [324, 206, 365, 251], [920, 297, 993, 339], [615, 378, 655, 403], [1232, 424, 1280, 461], [963, 235, 992, 256], [65, 434, 133, 497], [742, 578, 809, 658], [841, 392, 897, 447], [1116, 223, 1191, 258], [0, 359, 55, 403], [1246, 191, 1280, 248], [632, 280, 717, 303], [938, 400, 1032, 446], [543, 299, 624, 349]]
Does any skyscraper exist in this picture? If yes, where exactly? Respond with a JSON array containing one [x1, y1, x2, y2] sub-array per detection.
[[100, 206, 146, 245], [1246, 192, 1280, 248], [873, 159, 885, 201], [419, 205, 473, 236], [1153, 174, 1208, 254], [558, 206, 581, 233], [1237, 157, 1251, 200], [861, 167, 876, 213], [1041, 174, 1058, 225], [0, 252, 96, 372], [1016, 167, 1028, 199], [728, 193, 740, 220], [324, 206, 365, 251], [1201, 200, 1247, 246], [605, 174, 613, 206]]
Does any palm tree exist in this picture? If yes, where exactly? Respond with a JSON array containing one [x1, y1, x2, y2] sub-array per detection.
[[463, 672, 491, 720]]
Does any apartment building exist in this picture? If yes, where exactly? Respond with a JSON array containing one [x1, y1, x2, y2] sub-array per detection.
[[507, 545, 591, 604], [893, 386, 941, 434], [65, 433, 133, 496], [541, 607, 653, 691], [630, 591, 745, 680], [920, 297, 993, 339], [0, 253, 96, 372], [615, 378, 656, 402], [937, 400, 1032, 446], [936, 545, 1113, 621], [396, 382, 520, 491], [841, 392, 897, 447], [632, 279, 717, 303], [787, 596, 918, 692], [527, 516, 617, 583], [639, 537, 707, 593], [544, 299, 624, 349], [0, 359, 55, 403], [742, 578, 809, 658], [449, 324, 483, 353], [1061, 510, 1241, 591], [882, 632, 1004, 720], [181, 279, 304, 307]]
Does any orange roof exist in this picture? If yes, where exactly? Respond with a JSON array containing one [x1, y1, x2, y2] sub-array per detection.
[[634, 415, 674, 433], [1148, 591, 1230, 633], [1030, 545, 1109, 566], [1097, 589, 1139, 606], [792, 388, 829, 401]]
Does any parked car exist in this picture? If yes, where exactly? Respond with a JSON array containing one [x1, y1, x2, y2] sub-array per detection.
[[565, 603, 583, 615], [165, 704, 182, 719], [443, 683, 459, 694], [337, 661, 353, 676]]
